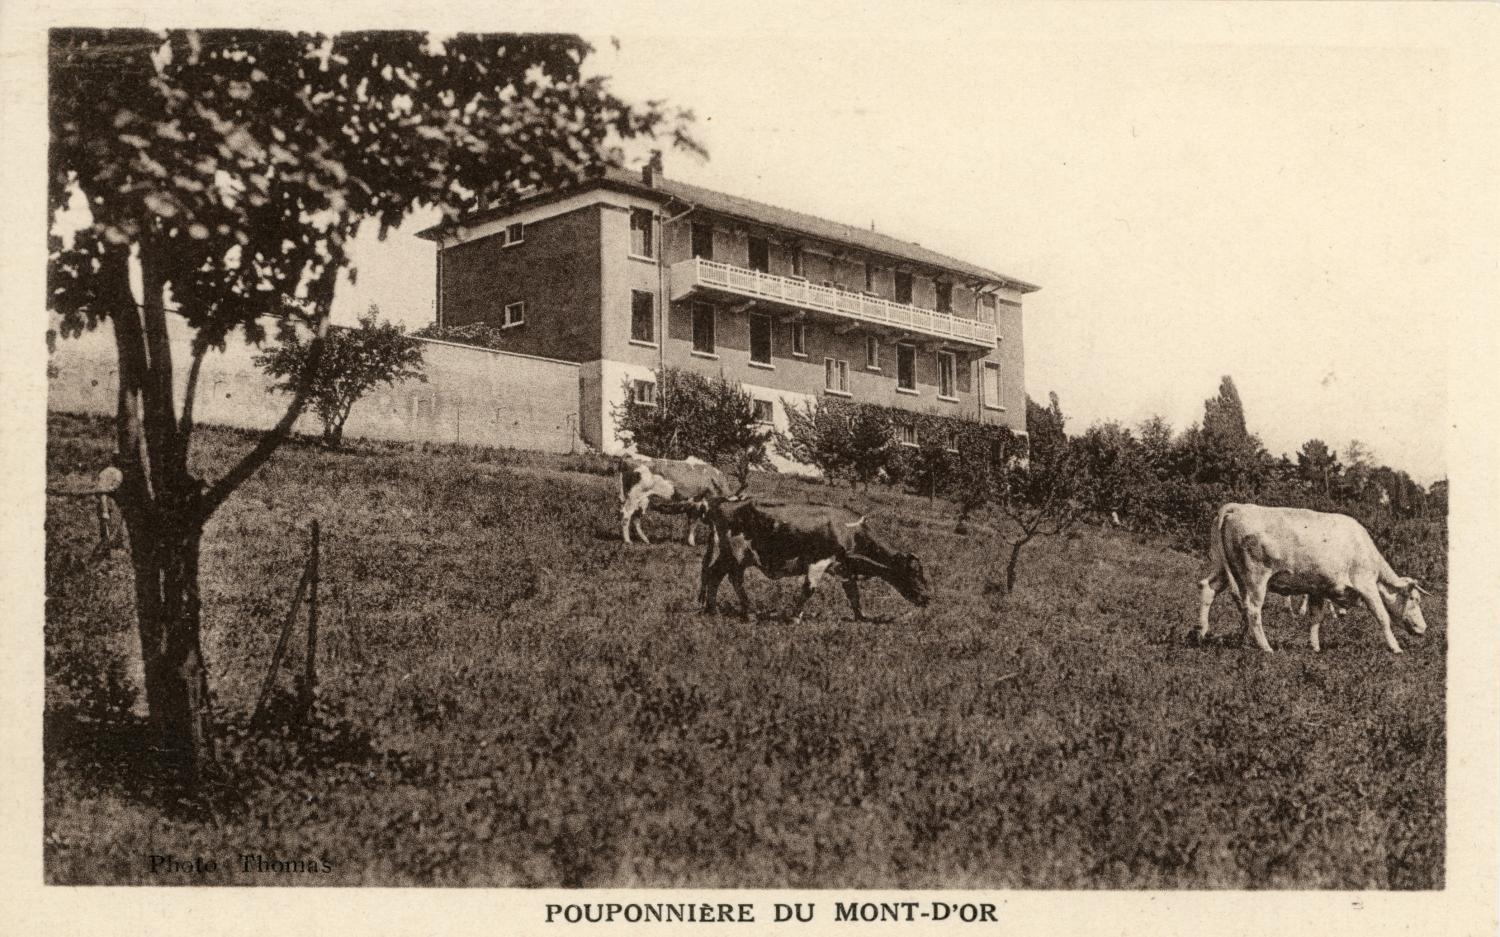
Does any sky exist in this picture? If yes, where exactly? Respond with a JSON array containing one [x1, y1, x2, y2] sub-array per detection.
[[329, 8, 1469, 483]]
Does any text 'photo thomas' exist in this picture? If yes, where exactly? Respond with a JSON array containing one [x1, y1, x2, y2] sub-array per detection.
[[44, 26, 1445, 888]]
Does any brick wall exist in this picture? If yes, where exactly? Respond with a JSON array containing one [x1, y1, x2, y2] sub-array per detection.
[[438, 204, 603, 362]]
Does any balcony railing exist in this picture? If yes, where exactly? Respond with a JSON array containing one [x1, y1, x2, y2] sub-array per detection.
[[670, 258, 997, 348]]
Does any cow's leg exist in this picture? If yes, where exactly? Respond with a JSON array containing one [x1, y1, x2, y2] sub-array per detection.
[[701, 553, 730, 613], [789, 558, 835, 624], [840, 576, 865, 622], [1355, 582, 1402, 653], [1240, 572, 1274, 653], [621, 494, 652, 544], [1308, 599, 1324, 652], [682, 512, 696, 547], [1196, 569, 1226, 640], [621, 493, 646, 544], [729, 566, 753, 620]]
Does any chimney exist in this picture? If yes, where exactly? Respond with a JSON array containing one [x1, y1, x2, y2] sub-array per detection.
[[642, 149, 664, 188]]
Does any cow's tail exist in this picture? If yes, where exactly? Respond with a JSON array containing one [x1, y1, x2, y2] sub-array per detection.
[[1210, 504, 1243, 601]]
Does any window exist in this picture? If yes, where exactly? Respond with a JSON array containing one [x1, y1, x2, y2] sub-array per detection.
[[865, 334, 880, 370], [937, 350, 957, 399], [503, 301, 525, 328], [978, 292, 998, 324], [504, 222, 525, 247], [789, 246, 805, 278], [748, 236, 770, 273], [864, 262, 876, 293], [692, 302, 716, 355], [632, 379, 656, 407], [897, 423, 918, 447], [750, 312, 772, 365], [936, 282, 953, 313], [691, 222, 714, 260], [824, 357, 850, 395], [894, 271, 913, 305], [789, 321, 807, 356], [944, 430, 960, 453], [982, 361, 1004, 409], [896, 343, 916, 392], [629, 209, 654, 258], [753, 399, 774, 425], [630, 291, 655, 344]]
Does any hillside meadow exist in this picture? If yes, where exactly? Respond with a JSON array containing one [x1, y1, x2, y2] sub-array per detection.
[[43, 413, 1446, 887]]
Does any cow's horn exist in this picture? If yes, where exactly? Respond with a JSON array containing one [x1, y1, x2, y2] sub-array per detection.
[[845, 516, 865, 529]]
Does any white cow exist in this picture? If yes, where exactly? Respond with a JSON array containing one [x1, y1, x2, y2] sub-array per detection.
[[616, 454, 729, 546], [1197, 503, 1431, 654], [1283, 594, 1345, 619]]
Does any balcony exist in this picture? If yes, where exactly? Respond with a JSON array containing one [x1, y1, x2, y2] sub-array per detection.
[[670, 258, 997, 349]]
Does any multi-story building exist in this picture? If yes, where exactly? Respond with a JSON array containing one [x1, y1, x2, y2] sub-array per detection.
[[418, 163, 1039, 458]]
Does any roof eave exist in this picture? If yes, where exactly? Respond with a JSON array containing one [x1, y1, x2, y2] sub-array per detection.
[[423, 174, 1043, 295]]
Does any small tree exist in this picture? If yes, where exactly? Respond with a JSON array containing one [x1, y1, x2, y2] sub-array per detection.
[[994, 393, 1085, 593], [257, 306, 425, 448], [1297, 439, 1342, 497], [940, 420, 1016, 532], [1076, 420, 1147, 524], [996, 443, 1086, 593], [613, 367, 770, 485], [778, 397, 893, 488]]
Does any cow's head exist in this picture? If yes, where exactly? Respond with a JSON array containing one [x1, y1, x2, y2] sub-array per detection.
[[887, 551, 932, 608], [1383, 577, 1431, 635]]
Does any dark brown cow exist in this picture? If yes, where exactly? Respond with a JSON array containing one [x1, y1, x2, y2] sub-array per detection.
[[699, 498, 931, 621], [617, 455, 728, 546]]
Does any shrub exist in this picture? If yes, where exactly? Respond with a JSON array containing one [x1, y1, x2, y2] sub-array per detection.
[[779, 397, 1019, 495], [778, 397, 892, 487], [257, 305, 426, 448], [411, 321, 511, 351], [612, 367, 772, 485]]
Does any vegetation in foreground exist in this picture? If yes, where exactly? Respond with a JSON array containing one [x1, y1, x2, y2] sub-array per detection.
[[45, 413, 1445, 887]]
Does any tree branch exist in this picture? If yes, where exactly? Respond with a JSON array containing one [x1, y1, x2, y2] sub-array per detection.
[[107, 255, 155, 509], [196, 318, 326, 522], [178, 338, 208, 439]]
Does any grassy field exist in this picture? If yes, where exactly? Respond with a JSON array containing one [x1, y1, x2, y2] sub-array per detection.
[[43, 412, 1446, 888]]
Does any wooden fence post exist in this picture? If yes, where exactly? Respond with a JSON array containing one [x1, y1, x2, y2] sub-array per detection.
[[251, 520, 321, 727], [300, 521, 320, 718], [252, 550, 312, 727]]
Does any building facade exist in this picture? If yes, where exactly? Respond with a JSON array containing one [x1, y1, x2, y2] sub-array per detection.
[[421, 166, 1039, 457]]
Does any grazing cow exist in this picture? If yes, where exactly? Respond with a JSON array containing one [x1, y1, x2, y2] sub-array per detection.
[[1197, 503, 1431, 653], [699, 498, 931, 622], [1283, 594, 1346, 619], [617, 455, 729, 546]]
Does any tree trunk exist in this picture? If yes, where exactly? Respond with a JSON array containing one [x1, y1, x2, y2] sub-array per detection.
[[1004, 539, 1027, 593], [125, 507, 215, 782]]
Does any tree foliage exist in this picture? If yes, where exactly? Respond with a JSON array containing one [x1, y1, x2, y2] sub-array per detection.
[[1203, 374, 1249, 442], [778, 397, 895, 488], [613, 367, 771, 485], [1296, 438, 1342, 496], [411, 321, 511, 351], [992, 393, 1086, 592], [47, 27, 696, 783], [256, 305, 426, 447]]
